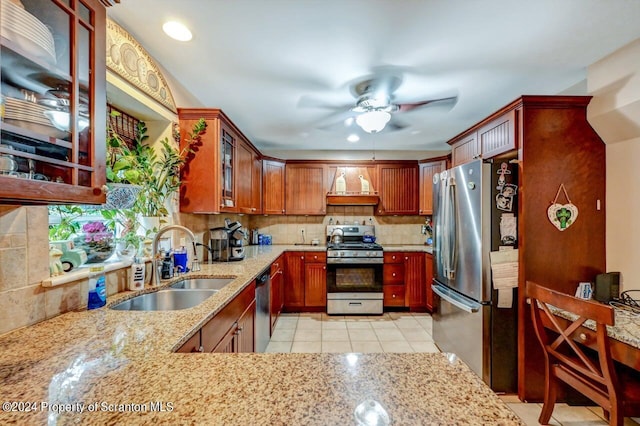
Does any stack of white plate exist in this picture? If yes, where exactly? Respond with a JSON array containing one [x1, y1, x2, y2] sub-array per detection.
[[4, 96, 68, 139], [1, 0, 56, 65]]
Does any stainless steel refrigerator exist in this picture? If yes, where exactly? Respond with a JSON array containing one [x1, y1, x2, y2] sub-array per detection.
[[431, 159, 517, 393]]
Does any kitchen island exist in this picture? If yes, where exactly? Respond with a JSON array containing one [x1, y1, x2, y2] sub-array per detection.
[[0, 245, 521, 425]]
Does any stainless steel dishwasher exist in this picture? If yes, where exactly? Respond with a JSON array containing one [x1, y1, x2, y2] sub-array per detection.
[[255, 269, 271, 352]]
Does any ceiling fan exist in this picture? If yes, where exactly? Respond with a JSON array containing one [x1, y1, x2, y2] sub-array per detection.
[[300, 71, 458, 134]]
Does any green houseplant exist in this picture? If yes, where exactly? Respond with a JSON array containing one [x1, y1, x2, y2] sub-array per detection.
[[131, 118, 207, 217]]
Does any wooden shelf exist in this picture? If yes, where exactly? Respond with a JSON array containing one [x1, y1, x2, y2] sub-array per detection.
[[326, 192, 380, 206]]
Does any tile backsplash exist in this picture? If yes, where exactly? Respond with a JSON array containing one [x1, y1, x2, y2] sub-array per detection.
[[0, 205, 427, 335], [0, 205, 128, 336]]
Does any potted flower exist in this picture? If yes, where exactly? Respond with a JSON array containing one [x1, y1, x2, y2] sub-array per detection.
[[72, 220, 116, 264]]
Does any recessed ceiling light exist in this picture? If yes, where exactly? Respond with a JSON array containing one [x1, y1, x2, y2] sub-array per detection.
[[162, 21, 192, 41], [347, 134, 360, 142]]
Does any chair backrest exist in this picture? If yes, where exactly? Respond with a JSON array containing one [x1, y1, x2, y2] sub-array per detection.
[[525, 281, 618, 408]]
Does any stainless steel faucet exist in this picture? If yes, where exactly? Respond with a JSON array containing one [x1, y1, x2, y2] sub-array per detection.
[[152, 225, 201, 285]]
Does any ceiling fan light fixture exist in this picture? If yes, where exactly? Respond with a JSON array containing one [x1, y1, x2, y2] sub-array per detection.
[[356, 110, 391, 133], [162, 21, 193, 41]]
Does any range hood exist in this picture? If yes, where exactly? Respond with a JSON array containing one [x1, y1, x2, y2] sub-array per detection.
[[326, 192, 379, 206]]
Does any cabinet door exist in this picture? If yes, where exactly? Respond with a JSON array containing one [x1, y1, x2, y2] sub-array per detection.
[[425, 253, 434, 312], [284, 252, 305, 309], [451, 132, 479, 167], [304, 263, 327, 307], [285, 163, 327, 215], [376, 164, 418, 215], [404, 253, 425, 309], [270, 256, 284, 332], [236, 141, 253, 214], [212, 325, 237, 353], [220, 124, 237, 211], [176, 331, 201, 353], [263, 160, 286, 215], [251, 153, 263, 214], [236, 300, 256, 353], [419, 160, 446, 215], [0, 0, 107, 204], [478, 110, 516, 159]]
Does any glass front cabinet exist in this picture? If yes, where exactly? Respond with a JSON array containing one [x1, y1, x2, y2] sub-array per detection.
[[0, 0, 107, 204]]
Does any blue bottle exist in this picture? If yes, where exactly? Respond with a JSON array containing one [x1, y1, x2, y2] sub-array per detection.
[[88, 265, 106, 309]]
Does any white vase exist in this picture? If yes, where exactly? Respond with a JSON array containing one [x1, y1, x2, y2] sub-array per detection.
[[138, 216, 161, 238]]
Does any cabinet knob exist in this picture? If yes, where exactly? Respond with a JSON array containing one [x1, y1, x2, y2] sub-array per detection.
[[301, 256, 304, 259], [282, 209, 285, 213], [252, 208, 256, 211], [579, 333, 587, 341], [405, 257, 408, 260], [392, 256, 396, 260], [313, 255, 317, 260], [323, 266, 326, 270], [392, 273, 396, 277], [237, 326, 243, 332], [392, 294, 396, 298]]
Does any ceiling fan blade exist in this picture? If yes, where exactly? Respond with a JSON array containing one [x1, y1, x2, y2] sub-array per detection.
[[297, 95, 353, 110], [386, 119, 409, 132], [397, 95, 458, 113], [316, 110, 359, 131]]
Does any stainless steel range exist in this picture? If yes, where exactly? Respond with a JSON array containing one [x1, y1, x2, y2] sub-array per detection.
[[326, 225, 383, 315]]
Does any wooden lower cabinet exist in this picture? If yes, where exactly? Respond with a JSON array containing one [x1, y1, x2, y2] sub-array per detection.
[[283, 251, 327, 311], [176, 330, 202, 353], [304, 262, 326, 307], [284, 252, 305, 310], [200, 282, 256, 353], [405, 253, 425, 310], [270, 255, 285, 333], [425, 253, 434, 312], [383, 251, 427, 311], [212, 299, 255, 353]]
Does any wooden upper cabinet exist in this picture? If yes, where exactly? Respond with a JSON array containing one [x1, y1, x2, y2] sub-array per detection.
[[237, 140, 262, 214], [179, 109, 254, 214], [451, 131, 479, 167], [0, 0, 107, 204], [263, 160, 285, 215], [419, 159, 447, 215], [478, 110, 517, 159], [285, 163, 327, 215], [376, 163, 419, 215]]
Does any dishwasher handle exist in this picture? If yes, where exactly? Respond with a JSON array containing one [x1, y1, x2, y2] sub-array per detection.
[[256, 271, 270, 286]]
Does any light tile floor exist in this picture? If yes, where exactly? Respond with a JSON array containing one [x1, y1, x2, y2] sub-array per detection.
[[266, 312, 640, 426]]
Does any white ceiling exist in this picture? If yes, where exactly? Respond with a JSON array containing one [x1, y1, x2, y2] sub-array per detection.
[[109, 0, 640, 160]]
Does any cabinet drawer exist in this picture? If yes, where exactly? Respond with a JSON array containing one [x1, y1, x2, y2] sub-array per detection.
[[384, 252, 403, 264], [383, 285, 405, 307], [383, 264, 405, 285], [304, 251, 326, 263]]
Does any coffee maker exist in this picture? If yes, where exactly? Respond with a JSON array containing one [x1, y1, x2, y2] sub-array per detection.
[[226, 221, 245, 261], [208, 221, 245, 262]]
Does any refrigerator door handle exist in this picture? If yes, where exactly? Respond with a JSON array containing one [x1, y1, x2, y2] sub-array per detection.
[[444, 176, 457, 279], [432, 283, 481, 313]]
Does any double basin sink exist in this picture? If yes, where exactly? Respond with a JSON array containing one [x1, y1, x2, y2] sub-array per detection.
[[110, 277, 235, 311]]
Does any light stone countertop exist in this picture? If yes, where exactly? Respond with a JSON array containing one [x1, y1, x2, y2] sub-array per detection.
[[0, 245, 521, 425], [383, 244, 433, 254]]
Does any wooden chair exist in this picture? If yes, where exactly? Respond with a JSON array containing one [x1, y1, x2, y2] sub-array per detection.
[[526, 281, 640, 426]]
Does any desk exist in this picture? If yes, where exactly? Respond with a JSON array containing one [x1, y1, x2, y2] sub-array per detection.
[[548, 305, 640, 370]]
